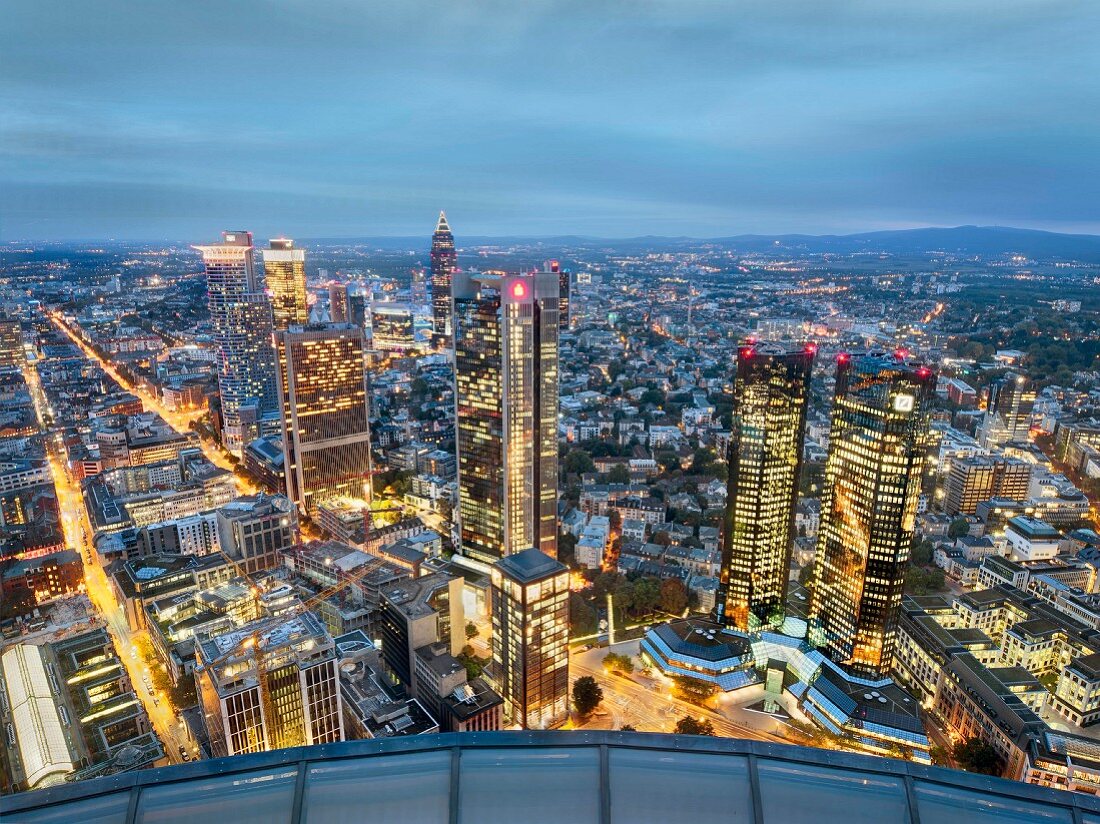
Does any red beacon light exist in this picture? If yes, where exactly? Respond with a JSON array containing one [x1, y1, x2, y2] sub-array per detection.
[[804, 342, 818, 356], [510, 281, 527, 299], [917, 366, 932, 379], [837, 352, 850, 364], [894, 348, 910, 361]]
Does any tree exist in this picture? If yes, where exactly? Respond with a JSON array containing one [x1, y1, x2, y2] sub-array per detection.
[[952, 738, 1002, 776], [564, 449, 596, 476], [674, 716, 716, 736], [910, 536, 934, 566], [632, 577, 661, 614], [658, 578, 689, 615], [798, 562, 815, 587], [948, 517, 971, 539], [607, 463, 631, 484], [603, 652, 634, 674], [929, 745, 949, 766], [619, 724, 637, 732], [650, 530, 672, 547], [465, 622, 479, 640], [672, 675, 718, 705], [572, 676, 604, 716]]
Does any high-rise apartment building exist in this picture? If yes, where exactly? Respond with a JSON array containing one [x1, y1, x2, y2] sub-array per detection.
[[489, 548, 569, 729], [261, 238, 309, 330], [716, 342, 814, 632], [430, 211, 456, 347], [943, 455, 1032, 516], [0, 315, 23, 367], [811, 353, 935, 678], [275, 324, 372, 517], [194, 231, 279, 456], [196, 612, 343, 757], [979, 372, 1036, 447], [453, 269, 559, 566]]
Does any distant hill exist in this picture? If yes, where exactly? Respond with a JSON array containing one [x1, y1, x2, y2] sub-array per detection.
[[303, 225, 1100, 261]]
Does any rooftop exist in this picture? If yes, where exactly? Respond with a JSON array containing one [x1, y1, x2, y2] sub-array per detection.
[[494, 547, 567, 584], [4, 732, 1097, 822]]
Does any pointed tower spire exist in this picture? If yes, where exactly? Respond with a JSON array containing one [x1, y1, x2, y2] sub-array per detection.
[[436, 210, 451, 234]]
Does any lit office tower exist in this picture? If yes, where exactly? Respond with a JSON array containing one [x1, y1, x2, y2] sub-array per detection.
[[811, 353, 935, 678], [261, 238, 309, 330], [275, 323, 372, 517], [490, 548, 570, 729], [328, 282, 349, 323], [0, 315, 23, 367], [717, 342, 814, 632], [453, 268, 559, 566], [195, 612, 343, 756], [194, 231, 279, 456], [430, 211, 456, 347], [978, 372, 1036, 448]]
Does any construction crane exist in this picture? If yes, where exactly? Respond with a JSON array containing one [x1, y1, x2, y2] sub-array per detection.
[[199, 526, 401, 751]]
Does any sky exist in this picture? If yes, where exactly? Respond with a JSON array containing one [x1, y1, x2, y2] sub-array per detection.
[[2, 0, 1100, 241]]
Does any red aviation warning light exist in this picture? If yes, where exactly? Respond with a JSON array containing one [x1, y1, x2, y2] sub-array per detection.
[[511, 280, 527, 299], [917, 366, 932, 379], [837, 352, 850, 365], [804, 342, 818, 356]]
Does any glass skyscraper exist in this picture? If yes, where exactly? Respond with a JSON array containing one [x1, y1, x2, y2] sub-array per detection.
[[261, 238, 309, 330], [430, 211, 456, 348], [717, 342, 814, 632], [811, 353, 935, 678], [275, 323, 373, 517], [490, 548, 570, 730], [978, 371, 1035, 447], [194, 231, 279, 456], [453, 269, 559, 566]]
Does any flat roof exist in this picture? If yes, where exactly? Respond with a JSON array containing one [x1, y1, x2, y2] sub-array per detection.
[[494, 547, 566, 584]]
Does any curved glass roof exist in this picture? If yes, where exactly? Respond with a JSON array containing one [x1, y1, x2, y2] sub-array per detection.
[[3, 731, 1099, 824]]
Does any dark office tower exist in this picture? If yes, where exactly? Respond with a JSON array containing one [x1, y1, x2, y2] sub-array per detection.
[[194, 231, 279, 456], [811, 353, 935, 678], [430, 211, 456, 348], [328, 282, 349, 323], [275, 323, 372, 517], [346, 286, 368, 329], [261, 238, 309, 330], [979, 371, 1036, 448], [453, 269, 559, 567], [543, 260, 571, 331], [716, 342, 814, 632]]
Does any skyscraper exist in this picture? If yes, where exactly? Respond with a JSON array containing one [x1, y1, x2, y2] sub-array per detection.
[[430, 211, 456, 348], [0, 315, 23, 368], [543, 260, 571, 330], [453, 269, 559, 566], [979, 372, 1035, 447], [717, 342, 814, 632], [328, 282, 349, 323], [194, 231, 279, 456], [489, 548, 569, 730], [261, 238, 309, 330], [811, 353, 935, 678], [275, 323, 372, 518]]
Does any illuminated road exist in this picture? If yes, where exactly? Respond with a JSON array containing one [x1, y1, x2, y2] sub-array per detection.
[[569, 646, 782, 742], [30, 325, 201, 764]]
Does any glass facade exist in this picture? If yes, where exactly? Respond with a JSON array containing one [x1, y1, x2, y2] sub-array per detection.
[[275, 324, 372, 517], [490, 549, 570, 729], [5, 732, 1097, 823], [430, 211, 456, 346], [453, 270, 559, 565], [193, 232, 279, 456], [811, 354, 936, 678], [717, 343, 814, 632], [261, 239, 309, 331]]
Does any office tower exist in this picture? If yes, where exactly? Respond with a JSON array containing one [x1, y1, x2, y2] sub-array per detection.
[[542, 260, 571, 331], [0, 315, 23, 367], [216, 494, 298, 574], [370, 302, 417, 352], [453, 269, 559, 566], [979, 372, 1036, 447], [275, 323, 372, 518], [328, 282, 349, 323], [811, 353, 935, 678], [489, 548, 569, 729], [261, 238, 309, 330], [411, 266, 428, 306], [430, 211, 456, 347], [943, 455, 1032, 516], [194, 231, 279, 456], [196, 612, 343, 756], [716, 342, 814, 632], [377, 572, 464, 691], [346, 286, 368, 328]]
